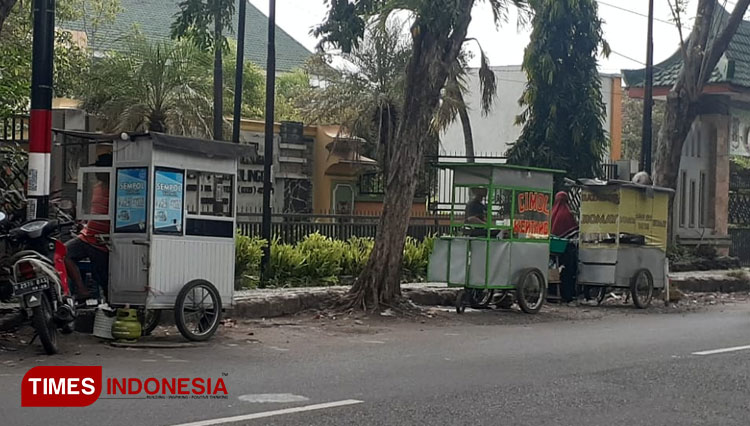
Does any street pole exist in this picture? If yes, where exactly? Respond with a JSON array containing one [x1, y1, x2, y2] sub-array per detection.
[[260, 0, 276, 284], [28, 0, 55, 219], [232, 0, 247, 144], [213, 6, 223, 141], [641, 0, 654, 175]]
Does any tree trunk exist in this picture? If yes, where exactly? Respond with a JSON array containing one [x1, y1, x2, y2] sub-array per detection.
[[213, 9, 223, 140], [0, 0, 17, 36], [457, 98, 475, 162], [348, 2, 475, 310]]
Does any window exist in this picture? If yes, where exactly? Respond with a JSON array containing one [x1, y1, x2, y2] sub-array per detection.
[[699, 172, 707, 227], [491, 188, 512, 228], [154, 168, 185, 234], [185, 171, 234, 217], [679, 171, 687, 227], [696, 128, 702, 158], [689, 179, 696, 228]]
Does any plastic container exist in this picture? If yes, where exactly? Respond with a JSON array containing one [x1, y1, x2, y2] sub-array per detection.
[[93, 305, 116, 340]]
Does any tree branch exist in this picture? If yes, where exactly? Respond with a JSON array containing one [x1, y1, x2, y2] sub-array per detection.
[[701, 0, 750, 85], [0, 0, 17, 36]]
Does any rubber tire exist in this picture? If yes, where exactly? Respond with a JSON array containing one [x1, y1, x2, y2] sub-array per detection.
[[175, 280, 222, 342], [455, 290, 466, 314], [516, 268, 547, 314], [630, 268, 654, 309], [138, 308, 162, 336], [32, 293, 59, 355]]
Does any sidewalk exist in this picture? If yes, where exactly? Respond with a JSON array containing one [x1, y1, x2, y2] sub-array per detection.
[[1, 270, 748, 329]]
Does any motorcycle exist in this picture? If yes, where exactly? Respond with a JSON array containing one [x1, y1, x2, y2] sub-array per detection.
[[0, 210, 77, 354]]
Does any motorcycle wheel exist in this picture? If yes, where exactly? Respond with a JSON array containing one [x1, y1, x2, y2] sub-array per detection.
[[32, 293, 59, 355]]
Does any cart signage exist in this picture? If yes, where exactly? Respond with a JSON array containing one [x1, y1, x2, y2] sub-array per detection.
[[115, 168, 148, 233], [514, 191, 550, 239], [154, 169, 184, 234]]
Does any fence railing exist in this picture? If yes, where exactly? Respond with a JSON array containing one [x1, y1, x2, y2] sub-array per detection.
[[236, 212, 450, 244], [730, 227, 750, 266], [0, 114, 29, 145]]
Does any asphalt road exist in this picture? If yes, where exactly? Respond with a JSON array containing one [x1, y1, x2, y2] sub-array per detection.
[[1, 303, 750, 426]]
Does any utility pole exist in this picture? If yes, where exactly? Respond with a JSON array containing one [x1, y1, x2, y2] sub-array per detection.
[[260, 0, 276, 284], [213, 6, 223, 141], [232, 0, 247, 143], [641, 0, 654, 175], [28, 0, 55, 219]]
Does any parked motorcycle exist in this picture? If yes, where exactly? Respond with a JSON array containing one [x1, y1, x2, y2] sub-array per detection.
[[0, 211, 76, 354]]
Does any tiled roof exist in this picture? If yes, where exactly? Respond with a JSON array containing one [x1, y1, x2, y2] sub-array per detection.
[[61, 0, 312, 72], [623, 4, 750, 89]]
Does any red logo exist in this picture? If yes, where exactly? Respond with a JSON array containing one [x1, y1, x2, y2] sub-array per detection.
[[22, 366, 102, 407]]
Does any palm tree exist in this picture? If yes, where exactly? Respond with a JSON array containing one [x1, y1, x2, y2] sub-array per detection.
[[81, 34, 215, 137]]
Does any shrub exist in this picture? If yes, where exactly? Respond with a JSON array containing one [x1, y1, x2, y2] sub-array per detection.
[[233, 232, 435, 288], [235, 233, 266, 289]]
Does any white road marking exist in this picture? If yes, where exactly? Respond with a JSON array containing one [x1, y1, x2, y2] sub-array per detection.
[[268, 346, 289, 352], [692, 345, 750, 356], [167, 399, 364, 426], [360, 340, 385, 344], [238, 393, 310, 403]]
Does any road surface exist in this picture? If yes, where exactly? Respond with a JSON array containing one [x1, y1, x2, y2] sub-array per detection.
[[1, 303, 749, 425]]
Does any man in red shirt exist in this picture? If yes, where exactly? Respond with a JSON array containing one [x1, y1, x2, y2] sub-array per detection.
[[65, 154, 111, 300]]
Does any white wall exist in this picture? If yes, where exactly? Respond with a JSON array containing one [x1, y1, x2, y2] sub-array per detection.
[[439, 65, 617, 158]]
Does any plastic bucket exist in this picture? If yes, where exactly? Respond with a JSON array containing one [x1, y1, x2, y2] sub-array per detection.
[[93, 307, 116, 340]]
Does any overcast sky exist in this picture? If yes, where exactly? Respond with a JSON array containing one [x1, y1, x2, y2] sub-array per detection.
[[248, 0, 720, 74]]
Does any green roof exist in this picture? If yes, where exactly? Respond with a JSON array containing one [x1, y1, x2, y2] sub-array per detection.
[[623, 5, 750, 89], [61, 0, 312, 73]]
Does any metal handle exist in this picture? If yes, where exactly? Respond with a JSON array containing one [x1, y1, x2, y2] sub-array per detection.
[[132, 239, 150, 247]]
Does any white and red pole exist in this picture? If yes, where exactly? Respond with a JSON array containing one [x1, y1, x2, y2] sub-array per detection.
[[28, 0, 55, 219]]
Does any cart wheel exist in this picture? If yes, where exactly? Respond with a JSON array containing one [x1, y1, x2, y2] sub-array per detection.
[[138, 308, 162, 336], [455, 290, 466, 314], [630, 269, 654, 309], [469, 288, 494, 309], [516, 268, 546, 314], [175, 280, 222, 341]]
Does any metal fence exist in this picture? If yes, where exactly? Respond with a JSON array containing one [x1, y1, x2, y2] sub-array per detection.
[[730, 227, 750, 266], [1, 114, 29, 145], [236, 212, 449, 244]]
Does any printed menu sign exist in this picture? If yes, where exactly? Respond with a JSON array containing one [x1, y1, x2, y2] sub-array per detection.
[[154, 169, 184, 234], [513, 191, 551, 239], [115, 168, 147, 233]]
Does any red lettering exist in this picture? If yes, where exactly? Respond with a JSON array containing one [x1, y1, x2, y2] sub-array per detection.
[[144, 378, 159, 395], [178, 378, 189, 395], [113, 378, 126, 395], [128, 379, 142, 394], [163, 378, 176, 394], [193, 378, 205, 395], [214, 378, 228, 395], [518, 193, 525, 213]]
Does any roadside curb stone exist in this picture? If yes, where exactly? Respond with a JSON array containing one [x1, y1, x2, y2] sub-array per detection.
[[670, 269, 750, 293]]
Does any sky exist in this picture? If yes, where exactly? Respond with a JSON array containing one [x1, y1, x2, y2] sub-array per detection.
[[248, 0, 716, 74]]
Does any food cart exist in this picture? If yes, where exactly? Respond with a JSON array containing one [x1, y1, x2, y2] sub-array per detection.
[[77, 132, 255, 340], [575, 180, 673, 308], [427, 163, 561, 314]]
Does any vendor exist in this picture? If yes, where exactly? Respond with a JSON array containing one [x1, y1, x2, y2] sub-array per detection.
[[551, 191, 579, 302], [465, 187, 487, 225]]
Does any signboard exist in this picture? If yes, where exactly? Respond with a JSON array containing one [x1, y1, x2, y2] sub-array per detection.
[[580, 187, 669, 250], [154, 168, 184, 234], [115, 168, 147, 233], [513, 191, 550, 239]]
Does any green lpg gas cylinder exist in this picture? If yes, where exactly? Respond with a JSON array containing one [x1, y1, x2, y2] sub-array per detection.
[[111, 308, 142, 340]]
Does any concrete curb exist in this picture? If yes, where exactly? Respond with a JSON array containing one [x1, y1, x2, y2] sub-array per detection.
[[671, 275, 750, 293]]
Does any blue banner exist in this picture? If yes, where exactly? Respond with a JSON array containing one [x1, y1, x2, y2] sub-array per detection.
[[154, 169, 184, 233], [115, 168, 147, 233]]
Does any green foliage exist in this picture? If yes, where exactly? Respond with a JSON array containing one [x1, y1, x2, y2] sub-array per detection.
[[507, 0, 608, 180], [80, 33, 215, 135], [170, 0, 235, 51], [235, 233, 266, 288], [731, 156, 750, 170], [621, 97, 666, 162], [233, 233, 432, 289], [402, 236, 434, 282], [0, 0, 96, 117]]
